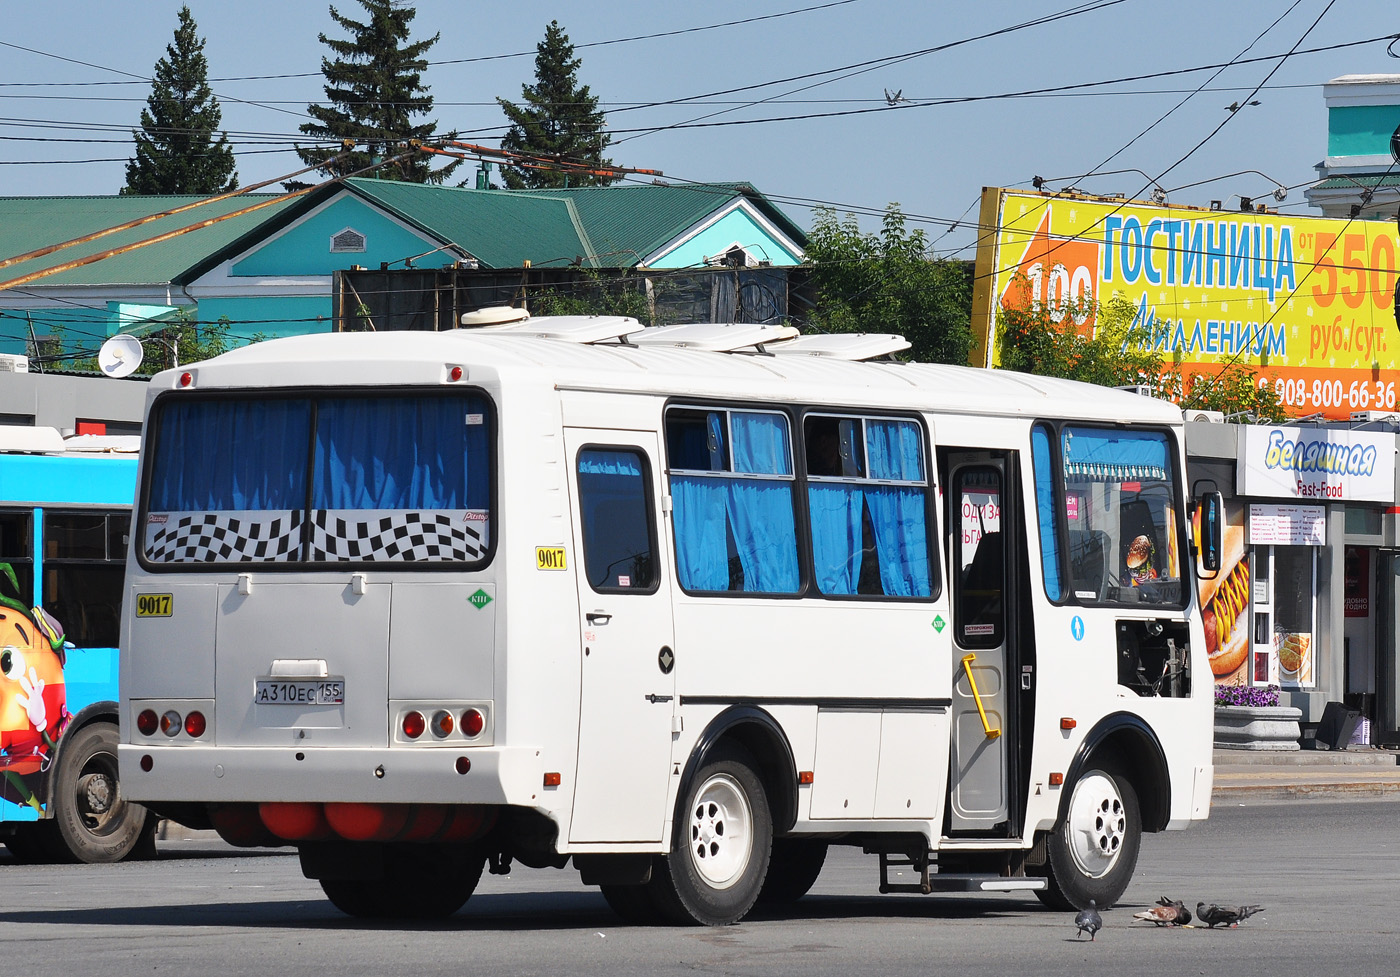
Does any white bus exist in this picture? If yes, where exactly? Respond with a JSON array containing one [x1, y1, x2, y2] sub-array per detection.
[[118, 313, 1218, 925]]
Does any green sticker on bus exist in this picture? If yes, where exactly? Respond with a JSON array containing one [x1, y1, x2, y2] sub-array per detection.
[[470, 589, 493, 609]]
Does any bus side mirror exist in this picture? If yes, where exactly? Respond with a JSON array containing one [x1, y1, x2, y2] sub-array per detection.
[[1195, 491, 1224, 574]]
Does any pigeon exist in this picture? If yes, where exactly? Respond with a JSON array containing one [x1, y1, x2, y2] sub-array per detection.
[[1133, 897, 1191, 927], [1074, 899, 1102, 941], [1196, 903, 1263, 928]]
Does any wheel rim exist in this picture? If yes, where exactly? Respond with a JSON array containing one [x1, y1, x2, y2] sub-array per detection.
[[1064, 771, 1126, 879], [687, 772, 753, 889], [74, 750, 126, 838]]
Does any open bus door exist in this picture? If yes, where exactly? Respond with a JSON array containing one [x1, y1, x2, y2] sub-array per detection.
[[944, 453, 1025, 835]]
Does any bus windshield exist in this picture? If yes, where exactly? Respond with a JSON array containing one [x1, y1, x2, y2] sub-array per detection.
[[1039, 425, 1182, 607], [142, 392, 493, 568]]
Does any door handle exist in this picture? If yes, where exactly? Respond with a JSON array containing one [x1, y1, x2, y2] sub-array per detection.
[[586, 611, 613, 625], [960, 653, 1001, 740]]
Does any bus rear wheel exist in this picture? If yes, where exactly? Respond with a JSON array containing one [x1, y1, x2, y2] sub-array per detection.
[[319, 846, 485, 919], [1037, 767, 1141, 911], [652, 745, 772, 926], [47, 722, 153, 864]]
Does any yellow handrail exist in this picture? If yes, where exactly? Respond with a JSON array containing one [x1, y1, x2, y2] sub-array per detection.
[[960, 653, 1001, 739]]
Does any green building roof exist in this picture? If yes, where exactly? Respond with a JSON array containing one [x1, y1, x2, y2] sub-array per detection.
[[0, 194, 298, 288]]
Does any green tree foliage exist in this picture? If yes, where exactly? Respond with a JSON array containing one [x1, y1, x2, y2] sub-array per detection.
[[497, 21, 616, 189], [527, 269, 656, 323], [803, 206, 973, 364], [297, 1, 458, 184], [49, 314, 232, 376], [994, 276, 1286, 421], [123, 6, 237, 195]]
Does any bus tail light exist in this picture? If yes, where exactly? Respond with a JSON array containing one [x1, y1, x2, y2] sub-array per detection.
[[184, 711, 207, 737], [430, 710, 455, 738], [402, 710, 426, 739], [461, 707, 485, 738], [136, 709, 159, 736], [160, 710, 182, 736]]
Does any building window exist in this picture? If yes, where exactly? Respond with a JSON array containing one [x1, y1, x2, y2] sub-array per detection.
[[330, 228, 367, 253]]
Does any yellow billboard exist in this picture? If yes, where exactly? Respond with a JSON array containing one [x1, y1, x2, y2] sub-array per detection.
[[971, 188, 1400, 420]]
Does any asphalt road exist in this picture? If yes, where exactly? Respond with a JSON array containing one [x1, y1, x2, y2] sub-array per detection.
[[1, 797, 1396, 977]]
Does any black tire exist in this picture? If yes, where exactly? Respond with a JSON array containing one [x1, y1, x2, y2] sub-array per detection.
[[757, 838, 827, 904], [46, 722, 151, 864], [651, 744, 772, 926], [600, 877, 665, 925], [320, 845, 485, 919], [1037, 767, 1141, 911]]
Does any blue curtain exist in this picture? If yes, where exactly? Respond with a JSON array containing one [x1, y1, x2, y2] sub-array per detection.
[[731, 412, 792, 475], [808, 484, 863, 594], [1062, 427, 1170, 482], [312, 397, 488, 510], [671, 475, 729, 591], [865, 486, 931, 597], [577, 450, 641, 478], [1031, 425, 1063, 600], [726, 480, 799, 592], [148, 400, 309, 511], [866, 420, 924, 481]]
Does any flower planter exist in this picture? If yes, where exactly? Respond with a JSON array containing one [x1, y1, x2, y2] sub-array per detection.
[[1214, 704, 1302, 751]]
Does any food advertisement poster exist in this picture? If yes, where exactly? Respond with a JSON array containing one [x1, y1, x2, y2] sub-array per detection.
[[971, 188, 1400, 420], [1199, 501, 1250, 686]]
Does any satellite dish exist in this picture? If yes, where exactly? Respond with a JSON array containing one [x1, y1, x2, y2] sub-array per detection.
[[98, 334, 144, 378]]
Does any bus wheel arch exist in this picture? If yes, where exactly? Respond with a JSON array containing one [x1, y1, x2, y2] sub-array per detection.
[[1066, 713, 1171, 833], [678, 706, 797, 835]]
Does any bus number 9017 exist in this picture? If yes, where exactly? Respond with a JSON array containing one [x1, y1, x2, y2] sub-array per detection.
[[135, 593, 173, 617]]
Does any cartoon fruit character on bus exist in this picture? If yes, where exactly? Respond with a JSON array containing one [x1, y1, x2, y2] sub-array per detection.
[[0, 563, 69, 812]]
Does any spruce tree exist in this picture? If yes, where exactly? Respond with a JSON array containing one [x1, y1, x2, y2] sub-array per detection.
[[123, 6, 238, 195], [497, 21, 616, 189], [297, 1, 458, 184]]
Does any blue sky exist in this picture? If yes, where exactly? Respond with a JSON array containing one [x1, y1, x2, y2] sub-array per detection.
[[2, 0, 1397, 256]]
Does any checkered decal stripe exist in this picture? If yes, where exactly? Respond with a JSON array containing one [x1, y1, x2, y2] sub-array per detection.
[[145, 511, 304, 563], [310, 510, 484, 562]]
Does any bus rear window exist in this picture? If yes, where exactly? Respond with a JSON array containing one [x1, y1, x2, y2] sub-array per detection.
[[143, 393, 492, 567]]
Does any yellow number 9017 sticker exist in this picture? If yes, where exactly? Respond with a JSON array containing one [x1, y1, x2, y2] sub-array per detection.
[[535, 547, 567, 570], [135, 593, 173, 617]]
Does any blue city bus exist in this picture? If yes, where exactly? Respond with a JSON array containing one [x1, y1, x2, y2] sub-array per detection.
[[0, 429, 153, 862]]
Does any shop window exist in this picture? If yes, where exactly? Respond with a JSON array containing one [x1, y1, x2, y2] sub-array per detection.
[[1272, 545, 1316, 689]]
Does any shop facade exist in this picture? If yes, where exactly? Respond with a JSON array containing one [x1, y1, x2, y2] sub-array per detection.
[[1187, 418, 1400, 746]]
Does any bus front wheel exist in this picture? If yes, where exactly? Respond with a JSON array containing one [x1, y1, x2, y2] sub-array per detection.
[[47, 722, 153, 864], [653, 745, 772, 926], [1037, 767, 1141, 911]]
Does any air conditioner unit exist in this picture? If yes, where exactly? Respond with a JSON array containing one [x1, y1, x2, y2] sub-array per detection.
[[1184, 409, 1224, 423], [0, 353, 29, 373], [1350, 411, 1400, 423], [1114, 384, 1154, 397]]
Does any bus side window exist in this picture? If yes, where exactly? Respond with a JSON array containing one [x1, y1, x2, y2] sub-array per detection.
[[804, 415, 932, 600], [666, 408, 799, 595], [576, 449, 658, 593]]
